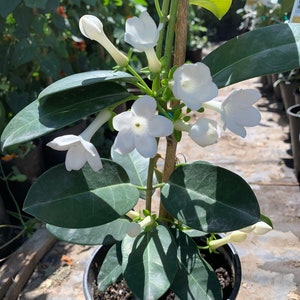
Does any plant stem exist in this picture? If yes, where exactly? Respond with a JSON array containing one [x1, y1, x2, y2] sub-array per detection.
[[156, 0, 170, 59], [0, 161, 26, 228], [162, 0, 179, 78], [159, 0, 189, 220], [146, 156, 156, 212]]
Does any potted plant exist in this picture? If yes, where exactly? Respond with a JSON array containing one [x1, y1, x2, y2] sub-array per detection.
[[287, 104, 300, 182], [2, 0, 300, 299]]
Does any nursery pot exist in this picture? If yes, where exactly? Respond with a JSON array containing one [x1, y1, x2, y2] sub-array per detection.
[[287, 104, 300, 183], [83, 236, 242, 300], [279, 81, 299, 112]]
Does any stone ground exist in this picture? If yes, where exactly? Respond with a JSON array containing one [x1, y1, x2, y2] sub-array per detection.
[[17, 77, 300, 300]]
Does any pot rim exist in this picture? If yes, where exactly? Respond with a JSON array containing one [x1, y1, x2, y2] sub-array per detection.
[[83, 235, 242, 300], [287, 104, 300, 117]]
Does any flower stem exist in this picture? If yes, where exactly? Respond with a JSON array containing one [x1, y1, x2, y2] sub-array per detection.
[[159, 0, 189, 221], [146, 155, 156, 212]]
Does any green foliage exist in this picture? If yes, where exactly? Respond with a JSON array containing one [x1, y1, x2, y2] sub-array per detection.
[[190, 0, 232, 20], [161, 161, 260, 232], [121, 225, 178, 299], [23, 161, 139, 228], [46, 218, 130, 245], [203, 23, 300, 88]]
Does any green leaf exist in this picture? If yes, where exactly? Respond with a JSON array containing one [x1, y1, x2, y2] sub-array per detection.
[[38, 70, 134, 99], [46, 218, 130, 245], [161, 161, 260, 232], [38, 81, 130, 127], [24, 160, 139, 228], [1, 81, 131, 150], [189, 0, 232, 20], [24, 0, 47, 9], [97, 243, 123, 291], [0, 0, 21, 17], [121, 225, 177, 299], [203, 23, 300, 88], [12, 38, 38, 67], [111, 148, 157, 199], [170, 229, 222, 299]]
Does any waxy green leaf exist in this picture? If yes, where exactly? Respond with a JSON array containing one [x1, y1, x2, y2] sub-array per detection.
[[161, 161, 260, 232], [190, 0, 232, 20], [121, 225, 177, 299], [97, 243, 123, 291], [1, 72, 133, 150], [171, 229, 222, 299], [46, 218, 130, 245], [111, 148, 157, 199], [203, 23, 300, 88], [24, 160, 139, 228]]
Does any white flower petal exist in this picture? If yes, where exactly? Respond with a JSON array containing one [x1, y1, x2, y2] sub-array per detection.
[[189, 118, 221, 147], [47, 135, 81, 151], [131, 96, 157, 118], [148, 115, 173, 137], [86, 150, 103, 171], [125, 11, 161, 51], [79, 15, 103, 40], [172, 62, 218, 110], [113, 111, 134, 131], [65, 146, 87, 171], [222, 89, 261, 137], [135, 135, 157, 158], [113, 130, 135, 155], [252, 221, 272, 235]]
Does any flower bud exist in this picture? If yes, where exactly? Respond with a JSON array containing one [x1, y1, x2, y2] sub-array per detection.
[[252, 221, 272, 235], [189, 118, 221, 147], [126, 222, 142, 237], [209, 231, 247, 250], [79, 15, 128, 67]]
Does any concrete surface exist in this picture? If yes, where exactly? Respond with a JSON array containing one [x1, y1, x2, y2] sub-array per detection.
[[18, 77, 300, 300]]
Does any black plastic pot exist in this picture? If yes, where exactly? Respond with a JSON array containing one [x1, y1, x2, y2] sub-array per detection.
[[287, 104, 300, 183], [83, 236, 242, 300]]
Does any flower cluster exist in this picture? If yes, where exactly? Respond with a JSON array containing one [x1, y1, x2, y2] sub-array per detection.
[[5, 2, 289, 298], [48, 12, 262, 169]]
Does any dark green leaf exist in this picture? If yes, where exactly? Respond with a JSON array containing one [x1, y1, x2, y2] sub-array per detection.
[[203, 23, 300, 88], [24, 0, 47, 9], [1, 78, 131, 150], [122, 225, 177, 299], [0, 0, 21, 17], [46, 218, 130, 245], [12, 38, 38, 67], [111, 148, 157, 199], [24, 160, 139, 228], [38, 70, 134, 99], [98, 243, 123, 291], [170, 229, 222, 299], [161, 161, 260, 232], [38, 81, 130, 127]]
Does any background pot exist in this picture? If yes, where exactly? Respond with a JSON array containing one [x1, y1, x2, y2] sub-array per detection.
[[287, 104, 300, 183], [83, 236, 242, 300]]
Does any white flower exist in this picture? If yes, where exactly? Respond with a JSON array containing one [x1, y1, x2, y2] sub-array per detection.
[[240, 221, 272, 235], [203, 89, 261, 138], [174, 118, 221, 147], [47, 135, 102, 171], [209, 231, 247, 250], [221, 89, 261, 138], [112, 96, 173, 158], [47, 110, 111, 171], [189, 118, 221, 147], [126, 216, 153, 237], [125, 11, 162, 73], [171, 62, 218, 111], [79, 15, 128, 67]]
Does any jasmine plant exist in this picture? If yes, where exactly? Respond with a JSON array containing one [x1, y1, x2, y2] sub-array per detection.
[[1, 0, 300, 299]]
